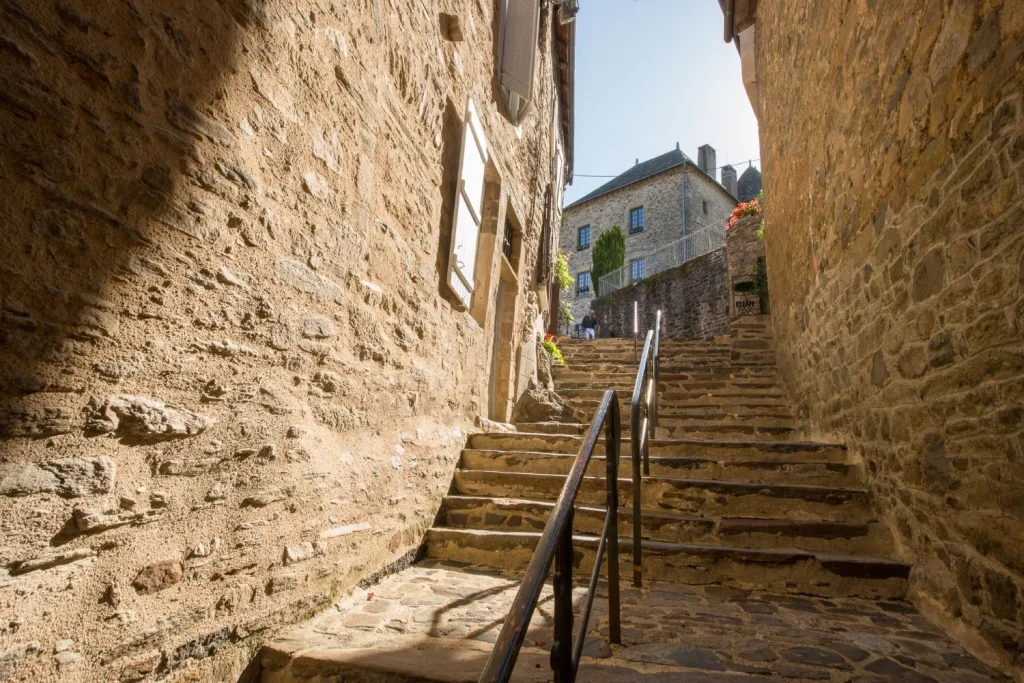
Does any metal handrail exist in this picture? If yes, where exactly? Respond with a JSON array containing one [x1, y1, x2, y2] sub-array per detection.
[[628, 310, 661, 587], [479, 390, 622, 683]]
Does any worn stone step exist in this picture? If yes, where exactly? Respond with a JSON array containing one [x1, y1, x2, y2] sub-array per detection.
[[569, 400, 795, 422], [459, 449, 856, 486], [425, 528, 909, 600], [452, 470, 872, 522], [440, 495, 891, 555], [466, 433, 848, 463], [657, 421, 798, 441]]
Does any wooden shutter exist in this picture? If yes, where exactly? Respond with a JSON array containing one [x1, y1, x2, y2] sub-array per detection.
[[500, 0, 540, 102], [447, 99, 489, 309], [537, 185, 552, 284]]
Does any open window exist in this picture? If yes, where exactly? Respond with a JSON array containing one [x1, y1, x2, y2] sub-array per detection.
[[498, 0, 540, 125], [446, 99, 489, 309]]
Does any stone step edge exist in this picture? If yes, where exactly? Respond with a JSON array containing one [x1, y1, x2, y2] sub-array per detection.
[[470, 433, 848, 450], [454, 469, 870, 501], [460, 449, 852, 469], [441, 494, 881, 538], [425, 528, 911, 580]]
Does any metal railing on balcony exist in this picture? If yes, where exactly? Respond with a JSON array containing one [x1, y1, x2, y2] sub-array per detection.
[[597, 225, 725, 296]]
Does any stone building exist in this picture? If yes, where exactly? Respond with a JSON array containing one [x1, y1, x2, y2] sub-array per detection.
[[725, 0, 1024, 674], [559, 145, 737, 321], [0, 0, 573, 680]]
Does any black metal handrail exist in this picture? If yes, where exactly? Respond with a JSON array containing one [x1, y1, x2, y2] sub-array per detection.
[[629, 309, 660, 587], [479, 391, 622, 683]]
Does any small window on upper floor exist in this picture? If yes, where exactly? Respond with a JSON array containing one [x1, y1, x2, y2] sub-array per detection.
[[629, 207, 644, 235], [702, 200, 708, 214], [576, 271, 591, 297], [577, 225, 591, 249]]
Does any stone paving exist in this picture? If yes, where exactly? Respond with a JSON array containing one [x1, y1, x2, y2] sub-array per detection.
[[260, 560, 1010, 682]]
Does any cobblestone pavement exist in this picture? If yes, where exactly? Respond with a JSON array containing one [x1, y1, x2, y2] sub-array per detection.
[[264, 560, 1011, 682]]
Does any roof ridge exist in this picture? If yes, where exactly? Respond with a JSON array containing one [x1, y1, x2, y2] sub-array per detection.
[[564, 148, 691, 210]]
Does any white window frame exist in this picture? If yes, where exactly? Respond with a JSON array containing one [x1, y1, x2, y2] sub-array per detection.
[[446, 99, 489, 309]]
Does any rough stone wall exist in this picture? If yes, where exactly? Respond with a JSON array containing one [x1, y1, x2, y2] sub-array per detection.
[[683, 169, 736, 238], [757, 0, 1024, 672], [591, 250, 729, 340], [560, 168, 684, 320], [0, 1, 564, 680], [726, 214, 765, 283]]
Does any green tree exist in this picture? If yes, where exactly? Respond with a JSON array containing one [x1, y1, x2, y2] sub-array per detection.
[[590, 225, 625, 296]]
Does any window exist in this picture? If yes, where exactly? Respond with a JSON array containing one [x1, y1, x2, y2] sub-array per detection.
[[502, 218, 515, 262], [702, 200, 708, 214], [498, 0, 540, 125], [630, 258, 645, 282], [629, 207, 644, 234], [446, 99, 488, 309], [576, 271, 591, 297], [577, 225, 591, 249]]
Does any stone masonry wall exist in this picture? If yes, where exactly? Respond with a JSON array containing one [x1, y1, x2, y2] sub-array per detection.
[[560, 168, 683, 321], [683, 169, 736, 239], [757, 0, 1024, 673], [591, 249, 729, 340], [725, 214, 765, 284], [0, 1, 564, 680]]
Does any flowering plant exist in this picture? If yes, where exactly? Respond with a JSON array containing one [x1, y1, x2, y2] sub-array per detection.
[[725, 193, 762, 232], [543, 333, 565, 366]]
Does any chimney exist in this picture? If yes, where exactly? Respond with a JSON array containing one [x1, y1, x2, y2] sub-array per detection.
[[697, 144, 717, 180], [720, 164, 738, 198]]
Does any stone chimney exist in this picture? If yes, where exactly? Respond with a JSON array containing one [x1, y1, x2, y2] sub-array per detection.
[[697, 144, 717, 180], [720, 164, 738, 198]]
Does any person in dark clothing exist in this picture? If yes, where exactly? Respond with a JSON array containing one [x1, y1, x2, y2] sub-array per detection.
[[581, 310, 597, 340], [598, 315, 615, 339]]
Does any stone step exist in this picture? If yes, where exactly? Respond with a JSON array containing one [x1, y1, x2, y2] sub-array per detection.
[[568, 400, 794, 422], [440, 495, 891, 555], [451, 470, 872, 522], [560, 390, 791, 410], [554, 382, 785, 397], [657, 419, 798, 441], [467, 433, 848, 463], [460, 448, 860, 486], [555, 365, 779, 378], [425, 528, 909, 599]]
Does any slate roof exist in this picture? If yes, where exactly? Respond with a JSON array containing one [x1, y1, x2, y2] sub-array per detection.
[[565, 148, 691, 210]]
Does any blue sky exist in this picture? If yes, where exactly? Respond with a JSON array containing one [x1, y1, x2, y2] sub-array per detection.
[[564, 0, 761, 205]]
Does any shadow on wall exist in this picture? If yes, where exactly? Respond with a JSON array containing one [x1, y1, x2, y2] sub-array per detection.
[[0, 0, 246, 402]]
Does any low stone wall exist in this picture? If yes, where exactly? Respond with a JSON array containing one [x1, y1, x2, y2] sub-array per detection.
[[591, 250, 729, 339]]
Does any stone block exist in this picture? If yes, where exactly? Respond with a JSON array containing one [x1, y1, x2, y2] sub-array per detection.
[[0, 457, 115, 497], [132, 561, 183, 594]]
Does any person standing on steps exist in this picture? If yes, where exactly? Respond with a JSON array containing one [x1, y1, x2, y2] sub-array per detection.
[[598, 314, 615, 339], [581, 310, 597, 340]]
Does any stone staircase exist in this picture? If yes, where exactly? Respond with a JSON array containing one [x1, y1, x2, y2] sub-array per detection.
[[257, 316, 1009, 682], [426, 316, 909, 600]]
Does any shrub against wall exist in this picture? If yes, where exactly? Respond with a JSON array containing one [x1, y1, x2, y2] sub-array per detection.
[[591, 225, 625, 296]]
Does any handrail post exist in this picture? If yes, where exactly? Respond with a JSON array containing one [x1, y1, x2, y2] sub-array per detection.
[[605, 404, 621, 645], [551, 508, 575, 683], [653, 310, 661, 439]]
